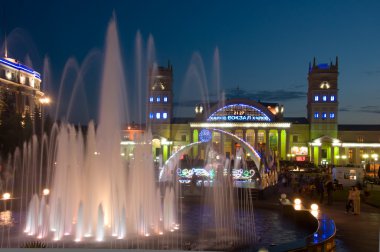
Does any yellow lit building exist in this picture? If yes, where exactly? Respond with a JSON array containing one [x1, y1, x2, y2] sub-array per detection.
[[129, 58, 380, 176]]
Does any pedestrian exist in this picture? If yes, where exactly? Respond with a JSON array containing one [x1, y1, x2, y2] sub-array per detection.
[[353, 186, 361, 215], [346, 186, 354, 213], [282, 175, 287, 187]]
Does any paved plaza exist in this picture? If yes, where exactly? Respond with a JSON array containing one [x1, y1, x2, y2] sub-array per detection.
[[273, 186, 380, 252]]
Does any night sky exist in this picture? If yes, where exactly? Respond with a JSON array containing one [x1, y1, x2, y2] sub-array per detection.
[[2, 0, 380, 124]]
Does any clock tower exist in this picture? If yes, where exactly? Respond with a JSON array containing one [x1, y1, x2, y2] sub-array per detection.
[[307, 57, 339, 140], [147, 62, 173, 136]]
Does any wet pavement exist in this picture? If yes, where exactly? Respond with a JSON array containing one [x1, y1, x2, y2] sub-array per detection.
[[275, 185, 380, 252]]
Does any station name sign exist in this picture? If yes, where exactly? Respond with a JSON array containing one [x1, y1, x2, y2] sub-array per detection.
[[208, 115, 271, 122]]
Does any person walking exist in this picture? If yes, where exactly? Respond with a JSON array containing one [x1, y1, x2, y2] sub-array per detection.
[[353, 186, 361, 215], [346, 186, 354, 213]]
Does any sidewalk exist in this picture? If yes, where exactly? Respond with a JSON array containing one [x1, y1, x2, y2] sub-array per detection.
[[320, 202, 380, 252], [272, 185, 380, 252]]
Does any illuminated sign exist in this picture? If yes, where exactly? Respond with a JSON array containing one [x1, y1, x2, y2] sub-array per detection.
[[207, 104, 272, 122], [296, 156, 306, 162], [232, 169, 255, 180], [291, 146, 308, 155], [208, 115, 271, 122], [199, 129, 212, 142]]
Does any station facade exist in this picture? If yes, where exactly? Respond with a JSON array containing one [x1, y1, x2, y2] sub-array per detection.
[[129, 58, 380, 175]]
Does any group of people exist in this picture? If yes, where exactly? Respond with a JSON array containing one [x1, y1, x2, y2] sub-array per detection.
[[279, 171, 364, 211], [346, 185, 361, 215]]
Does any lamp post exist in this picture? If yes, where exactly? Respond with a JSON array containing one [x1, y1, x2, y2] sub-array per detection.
[[39, 96, 51, 134]]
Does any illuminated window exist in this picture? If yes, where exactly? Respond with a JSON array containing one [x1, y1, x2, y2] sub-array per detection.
[[330, 112, 335, 119], [149, 97, 153, 102], [314, 112, 319, 119], [163, 112, 168, 119], [314, 95, 319, 101], [164, 96, 168, 102], [149, 112, 153, 119], [156, 97, 160, 102], [320, 81, 330, 89], [322, 112, 327, 119], [322, 95, 327, 102], [156, 113, 161, 119], [330, 95, 335, 101]]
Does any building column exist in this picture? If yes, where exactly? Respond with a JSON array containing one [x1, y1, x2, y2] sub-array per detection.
[[285, 130, 290, 160], [221, 133, 225, 157], [310, 145, 314, 163], [265, 129, 270, 155], [232, 130, 236, 158], [242, 129, 247, 141], [354, 148, 360, 165], [277, 129, 281, 159], [254, 129, 258, 150]]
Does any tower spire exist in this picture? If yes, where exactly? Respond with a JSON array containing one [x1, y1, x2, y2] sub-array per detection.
[[313, 57, 316, 67], [335, 56, 339, 67]]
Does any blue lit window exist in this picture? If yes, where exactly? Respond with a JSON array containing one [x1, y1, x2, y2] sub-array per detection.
[[322, 96, 327, 102], [163, 112, 168, 119], [164, 96, 168, 102], [156, 97, 161, 102], [330, 112, 335, 119], [149, 112, 153, 119], [322, 112, 327, 119], [330, 95, 335, 102], [314, 95, 319, 102], [149, 97, 153, 102], [314, 112, 319, 119], [156, 112, 161, 119]]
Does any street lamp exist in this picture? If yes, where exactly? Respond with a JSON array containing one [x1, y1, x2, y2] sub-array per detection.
[[39, 97, 51, 105], [38, 96, 51, 133]]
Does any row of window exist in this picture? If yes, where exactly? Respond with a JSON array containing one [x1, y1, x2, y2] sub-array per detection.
[[314, 95, 336, 102], [149, 112, 168, 119], [149, 96, 168, 103], [314, 112, 335, 119]]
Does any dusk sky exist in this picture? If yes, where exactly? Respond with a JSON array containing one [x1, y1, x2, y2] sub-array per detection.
[[2, 0, 380, 124]]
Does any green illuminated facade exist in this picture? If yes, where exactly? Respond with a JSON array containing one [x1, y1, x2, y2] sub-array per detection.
[[127, 58, 380, 172]]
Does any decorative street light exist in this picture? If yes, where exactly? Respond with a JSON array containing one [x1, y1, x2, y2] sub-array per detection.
[[39, 96, 51, 105]]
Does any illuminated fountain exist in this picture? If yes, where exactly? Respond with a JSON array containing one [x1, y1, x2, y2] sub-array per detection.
[[0, 14, 309, 252], [20, 16, 177, 245]]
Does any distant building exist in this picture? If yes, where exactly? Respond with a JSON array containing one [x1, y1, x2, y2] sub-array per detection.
[[0, 56, 45, 117], [125, 57, 380, 176]]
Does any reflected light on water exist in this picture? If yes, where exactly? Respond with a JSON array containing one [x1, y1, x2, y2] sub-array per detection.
[[0, 211, 13, 227]]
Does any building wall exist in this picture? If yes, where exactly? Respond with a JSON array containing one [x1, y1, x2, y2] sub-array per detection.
[[339, 130, 380, 143], [0, 58, 44, 116]]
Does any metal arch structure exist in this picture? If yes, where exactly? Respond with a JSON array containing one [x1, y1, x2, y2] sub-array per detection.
[[159, 128, 263, 182], [159, 141, 202, 182]]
